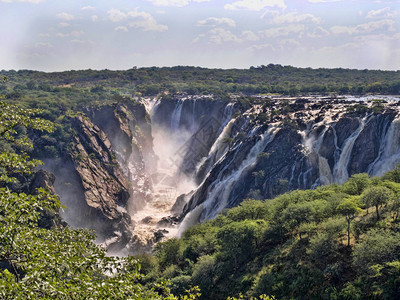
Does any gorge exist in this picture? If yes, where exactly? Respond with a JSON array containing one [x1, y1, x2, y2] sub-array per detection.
[[42, 95, 400, 254]]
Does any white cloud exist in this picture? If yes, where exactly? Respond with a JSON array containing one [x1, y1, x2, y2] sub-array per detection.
[[127, 8, 168, 32], [107, 8, 167, 31], [241, 30, 260, 41], [260, 24, 305, 38], [57, 12, 75, 21], [279, 38, 300, 47], [81, 6, 95, 10], [108, 8, 127, 22], [269, 12, 321, 24], [193, 33, 206, 43], [331, 19, 394, 35], [34, 42, 53, 48], [56, 31, 85, 38], [147, 0, 210, 7], [59, 22, 70, 27], [115, 26, 129, 32], [208, 28, 241, 44], [225, 0, 286, 11], [248, 43, 274, 51], [197, 17, 236, 27], [91, 15, 98, 22], [307, 26, 330, 38], [366, 7, 394, 19], [194, 28, 243, 44]]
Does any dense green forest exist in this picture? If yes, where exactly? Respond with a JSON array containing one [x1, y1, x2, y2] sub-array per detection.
[[1, 65, 400, 105], [2, 67, 400, 299]]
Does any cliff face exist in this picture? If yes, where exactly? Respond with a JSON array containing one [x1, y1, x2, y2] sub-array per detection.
[[68, 115, 132, 250], [173, 98, 400, 226], [85, 102, 156, 214], [42, 102, 156, 253], [42, 95, 400, 252]]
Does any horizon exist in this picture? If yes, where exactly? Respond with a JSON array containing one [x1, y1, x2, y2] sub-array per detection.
[[1, 0, 399, 72], [2, 64, 400, 73]]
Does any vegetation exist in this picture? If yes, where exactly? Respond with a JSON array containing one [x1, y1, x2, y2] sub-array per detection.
[[1, 65, 399, 105], [0, 100, 200, 299], [150, 173, 400, 299]]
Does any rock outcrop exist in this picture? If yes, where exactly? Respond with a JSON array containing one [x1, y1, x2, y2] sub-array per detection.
[[85, 102, 156, 214], [68, 115, 132, 250], [44, 101, 157, 253]]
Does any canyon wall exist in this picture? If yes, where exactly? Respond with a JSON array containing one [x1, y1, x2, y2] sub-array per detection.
[[43, 96, 400, 253]]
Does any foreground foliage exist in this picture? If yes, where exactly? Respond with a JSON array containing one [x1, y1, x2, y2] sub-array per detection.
[[0, 101, 199, 299]]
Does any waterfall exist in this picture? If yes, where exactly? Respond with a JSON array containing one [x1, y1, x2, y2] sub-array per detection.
[[333, 115, 369, 184], [170, 100, 184, 131], [177, 205, 204, 237], [370, 116, 400, 176], [300, 122, 333, 187], [191, 99, 197, 132], [193, 102, 236, 179], [196, 125, 279, 221], [208, 118, 237, 160], [318, 157, 333, 185], [130, 96, 400, 251], [142, 97, 159, 115]]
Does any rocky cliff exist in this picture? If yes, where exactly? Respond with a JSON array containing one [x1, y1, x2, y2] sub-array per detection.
[[41, 95, 400, 252], [43, 101, 157, 253], [164, 97, 400, 227]]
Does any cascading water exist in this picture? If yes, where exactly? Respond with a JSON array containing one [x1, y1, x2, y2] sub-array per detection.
[[370, 116, 400, 176], [170, 100, 184, 131], [333, 115, 370, 184], [127, 97, 236, 251], [122, 96, 400, 252], [180, 125, 280, 227]]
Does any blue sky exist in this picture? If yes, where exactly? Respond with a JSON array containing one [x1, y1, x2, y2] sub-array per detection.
[[1, 0, 399, 71]]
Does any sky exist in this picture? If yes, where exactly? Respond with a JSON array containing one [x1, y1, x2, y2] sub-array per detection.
[[0, 0, 399, 71]]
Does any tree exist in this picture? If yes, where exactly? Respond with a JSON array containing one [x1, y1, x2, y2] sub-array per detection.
[[337, 196, 362, 246], [342, 173, 370, 195], [362, 186, 393, 220], [382, 163, 400, 183], [216, 220, 266, 268], [0, 101, 54, 186]]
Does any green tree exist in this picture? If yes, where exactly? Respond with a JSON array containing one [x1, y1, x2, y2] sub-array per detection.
[[353, 229, 400, 272], [0, 101, 54, 185], [362, 186, 393, 220], [337, 196, 362, 246], [342, 173, 370, 195]]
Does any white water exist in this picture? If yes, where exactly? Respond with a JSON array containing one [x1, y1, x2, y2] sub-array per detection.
[[208, 118, 237, 161], [131, 97, 400, 250], [170, 100, 184, 131], [370, 116, 400, 176], [129, 99, 238, 251], [177, 204, 204, 237], [190, 125, 280, 222], [333, 115, 369, 184]]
